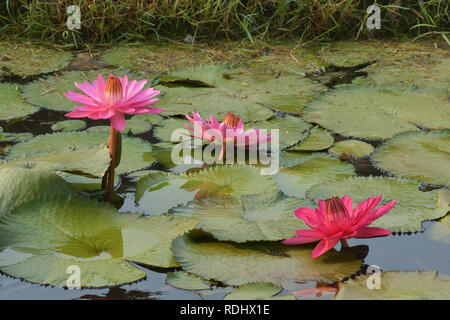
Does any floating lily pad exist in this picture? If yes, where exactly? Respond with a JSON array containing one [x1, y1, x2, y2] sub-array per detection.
[[302, 86, 450, 140], [136, 166, 278, 216], [0, 164, 76, 215], [166, 271, 211, 290], [0, 83, 39, 120], [306, 176, 449, 233], [150, 142, 204, 173], [335, 271, 450, 300], [123, 117, 153, 135], [101, 43, 208, 75], [172, 191, 314, 242], [429, 214, 450, 244], [5, 132, 155, 190], [287, 126, 334, 151], [329, 140, 374, 159], [86, 126, 111, 133], [251, 77, 326, 114], [224, 283, 282, 300], [317, 40, 439, 68], [22, 69, 149, 112], [6, 131, 155, 176], [372, 130, 450, 186], [0, 196, 197, 287], [156, 85, 274, 122], [153, 118, 191, 143], [51, 120, 86, 132], [3, 145, 111, 179], [171, 233, 363, 286], [0, 42, 73, 77], [155, 64, 324, 120], [367, 57, 450, 94], [0, 132, 33, 143], [278, 151, 324, 168], [247, 115, 310, 150], [276, 155, 355, 198], [160, 64, 231, 87]]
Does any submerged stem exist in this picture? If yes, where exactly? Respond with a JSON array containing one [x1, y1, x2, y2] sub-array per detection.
[[108, 125, 116, 203]]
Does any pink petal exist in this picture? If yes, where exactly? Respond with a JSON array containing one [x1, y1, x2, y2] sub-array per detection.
[[294, 229, 324, 239], [341, 195, 354, 217], [354, 227, 391, 238], [65, 111, 92, 118], [74, 105, 108, 112], [96, 74, 106, 101], [75, 81, 100, 101], [311, 238, 339, 258], [282, 230, 322, 245], [126, 79, 147, 100], [109, 112, 126, 131], [294, 207, 316, 220], [369, 200, 397, 221]]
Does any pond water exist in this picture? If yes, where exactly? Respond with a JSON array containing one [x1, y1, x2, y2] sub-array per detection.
[[0, 40, 448, 300]]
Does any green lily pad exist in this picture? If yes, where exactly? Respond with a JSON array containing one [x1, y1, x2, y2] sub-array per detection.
[[276, 155, 355, 198], [153, 118, 191, 143], [22, 69, 150, 112], [6, 131, 155, 176], [317, 40, 441, 68], [160, 64, 231, 87], [306, 176, 449, 233], [51, 120, 86, 132], [171, 233, 363, 286], [250, 76, 326, 114], [156, 85, 274, 122], [0, 83, 39, 120], [155, 64, 325, 119], [150, 142, 204, 173], [428, 214, 450, 244], [429, 215, 450, 244], [172, 191, 314, 242], [0, 132, 33, 143], [4, 144, 111, 179], [335, 271, 450, 300], [372, 130, 450, 186], [247, 115, 310, 150], [0, 42, 73, 77], [287, 126, 334, 151], [302, 86, 450, 140], [329, 140, 374, 159], [86, 126, 111, 134], [136, 166, 278, 216], [0, 196, 197, 287], [367, 57, 450, 94], [101, 43, 208, 75], [123, 117, 153, 135], [166, 271, 212, 290], [0, 164, 76, 215], [224, 282, 282, 300], [278, 151, 324, 168]]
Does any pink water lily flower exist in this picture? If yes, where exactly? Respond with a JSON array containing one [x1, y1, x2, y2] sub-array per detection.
[[65, 73, 163, 131], [184, 112, 271, 159], [283, 195, 396, 258]]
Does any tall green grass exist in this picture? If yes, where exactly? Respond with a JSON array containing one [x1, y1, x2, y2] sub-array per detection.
[[0, 1, 448, 45]]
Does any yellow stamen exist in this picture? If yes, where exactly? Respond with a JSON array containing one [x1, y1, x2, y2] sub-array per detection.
[[223, 112, 241, 128], [105, 76, 123, 105]]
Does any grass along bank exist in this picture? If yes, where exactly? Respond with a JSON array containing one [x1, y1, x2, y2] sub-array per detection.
[[0, 0, 449, 46]]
